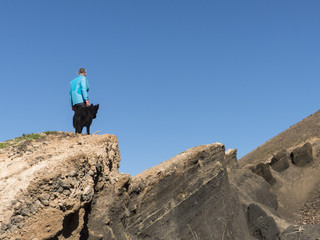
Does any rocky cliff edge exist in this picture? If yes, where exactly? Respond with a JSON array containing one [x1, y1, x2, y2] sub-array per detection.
[[2, 109, 320, 240], [0, 132, 252, 240], [0, 132, 120, 239]]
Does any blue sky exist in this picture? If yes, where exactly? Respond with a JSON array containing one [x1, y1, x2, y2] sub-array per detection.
[[1, 1, 320, 176]]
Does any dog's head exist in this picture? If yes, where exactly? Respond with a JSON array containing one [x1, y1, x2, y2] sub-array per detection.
[[89, 104, 99, 119]]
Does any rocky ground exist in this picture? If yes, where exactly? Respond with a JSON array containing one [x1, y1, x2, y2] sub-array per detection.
[[2, 110, 320, 240], [0, 132, 120, 239], [299, 181, 320, 225], [0, 132, 253, 240]]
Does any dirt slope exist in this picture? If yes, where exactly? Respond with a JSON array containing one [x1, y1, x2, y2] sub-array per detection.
[[239, 110, 320, 228], [239, 110, 320, 167]]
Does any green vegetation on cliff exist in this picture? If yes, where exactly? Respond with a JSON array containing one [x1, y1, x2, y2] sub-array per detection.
[[0, 131, 58, 149]]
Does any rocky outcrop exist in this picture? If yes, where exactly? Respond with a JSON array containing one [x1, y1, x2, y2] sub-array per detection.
[[87, 143, 250, 240], [239, 110, 320, 166], [225, 148, 239, 170], [2, 110, 320, 239], [238, 110, 320, 238], [246, 204, 280, 240], [291, 142, 313, 167], [228, 167, 287, 240], [0, 132, 120, 239], [1, 133, 255, 240], [270, 150, 290, 173], [250, 163, 277, 185]]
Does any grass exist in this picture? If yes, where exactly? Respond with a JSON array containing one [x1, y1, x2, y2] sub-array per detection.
[[0, 142, 10, 149], [0, 131, 58, 149], [44, 131, 58, 135], [15, 133, 42, 141]]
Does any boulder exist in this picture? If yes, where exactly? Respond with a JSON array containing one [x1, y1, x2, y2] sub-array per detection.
[[250, 163, 276, 185], [247, 204, 280, 240], [290, 142, 313, 167], [270, 150, 289, 172]]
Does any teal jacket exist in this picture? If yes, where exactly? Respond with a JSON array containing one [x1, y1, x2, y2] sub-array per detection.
[[70, 75, 89, 106]]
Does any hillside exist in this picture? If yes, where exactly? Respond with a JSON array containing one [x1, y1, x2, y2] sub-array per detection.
[[240, 110, 320, 166], [2, 108, 320, 239], [239, 110, 320, 230], [1, 132, 250, 239]]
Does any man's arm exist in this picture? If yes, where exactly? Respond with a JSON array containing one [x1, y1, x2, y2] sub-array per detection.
[[80, 77, 90, 106], [69, 88, 73, 107]]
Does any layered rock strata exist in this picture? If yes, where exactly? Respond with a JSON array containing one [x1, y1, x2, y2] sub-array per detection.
[[2, 110, 320, 240], [87, 143, 251, 240], [0, 133, 120, 240], [1, 133, 254, 240]]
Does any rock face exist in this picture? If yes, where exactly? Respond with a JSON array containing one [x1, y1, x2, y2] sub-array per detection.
[[239, 110, 320, 238], [246, 204, 280, 240], [270, 150, 290, 172], [0, 133, 254, 240], [0, 132, 120, 239], [87, 143, 250, 240], [291, 142, 313, 167], [2, 110, 320, 239]]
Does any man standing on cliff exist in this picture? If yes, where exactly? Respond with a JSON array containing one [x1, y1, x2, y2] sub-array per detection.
[[70, 68, 90, 111]]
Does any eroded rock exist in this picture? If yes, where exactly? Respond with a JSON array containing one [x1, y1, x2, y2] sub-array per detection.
[[290, 142, 313, 167], [225, 148, 239, 170], [247, 204, 280, 240], [281, 224, 320, 240], [250, 163, 276, 185], [0, 133, 120, 240], [270, 150, 290, 172], [229, 168, 278, 211], [87, 143, 251, 240], [3, 111, 320, 240]]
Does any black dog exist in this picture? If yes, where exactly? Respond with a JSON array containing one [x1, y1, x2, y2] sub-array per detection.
[[73, 104, 99, 134]]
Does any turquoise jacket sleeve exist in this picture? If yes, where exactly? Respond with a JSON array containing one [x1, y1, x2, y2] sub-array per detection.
[[69, 88, 73, 106], [80, 77, 89, 101]]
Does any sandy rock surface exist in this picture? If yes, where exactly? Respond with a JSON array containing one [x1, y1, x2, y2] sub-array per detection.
[[2, 110, 320, 240], [0, 132, 120, 240]]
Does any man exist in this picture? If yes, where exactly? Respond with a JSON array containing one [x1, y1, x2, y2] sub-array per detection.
[[70, 68, 90, 111]]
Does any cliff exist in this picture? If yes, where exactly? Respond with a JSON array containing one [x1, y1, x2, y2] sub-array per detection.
[[0, 133, 252, 240], [86, 143, 250, 239], [0, 132, 120, 239], [1, 110, 320, 239]]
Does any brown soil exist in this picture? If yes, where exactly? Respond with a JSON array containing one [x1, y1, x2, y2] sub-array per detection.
[[299, 181, 320, 225]]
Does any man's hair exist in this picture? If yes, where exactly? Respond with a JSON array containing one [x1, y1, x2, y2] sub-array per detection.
[[78, 68, 86, 74]]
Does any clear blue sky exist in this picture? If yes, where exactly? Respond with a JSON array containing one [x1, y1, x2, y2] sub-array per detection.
[[1, 1, 320, 176]]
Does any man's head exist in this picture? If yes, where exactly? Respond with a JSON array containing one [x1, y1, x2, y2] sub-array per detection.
[[78, 68, 87, 76]]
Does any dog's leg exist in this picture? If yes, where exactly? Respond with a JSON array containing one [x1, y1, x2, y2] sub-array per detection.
[[86, 125, 90, 135], [73, 116, 77, 133], [75, 124, 81, 134], [79, 126, 84, 134]]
